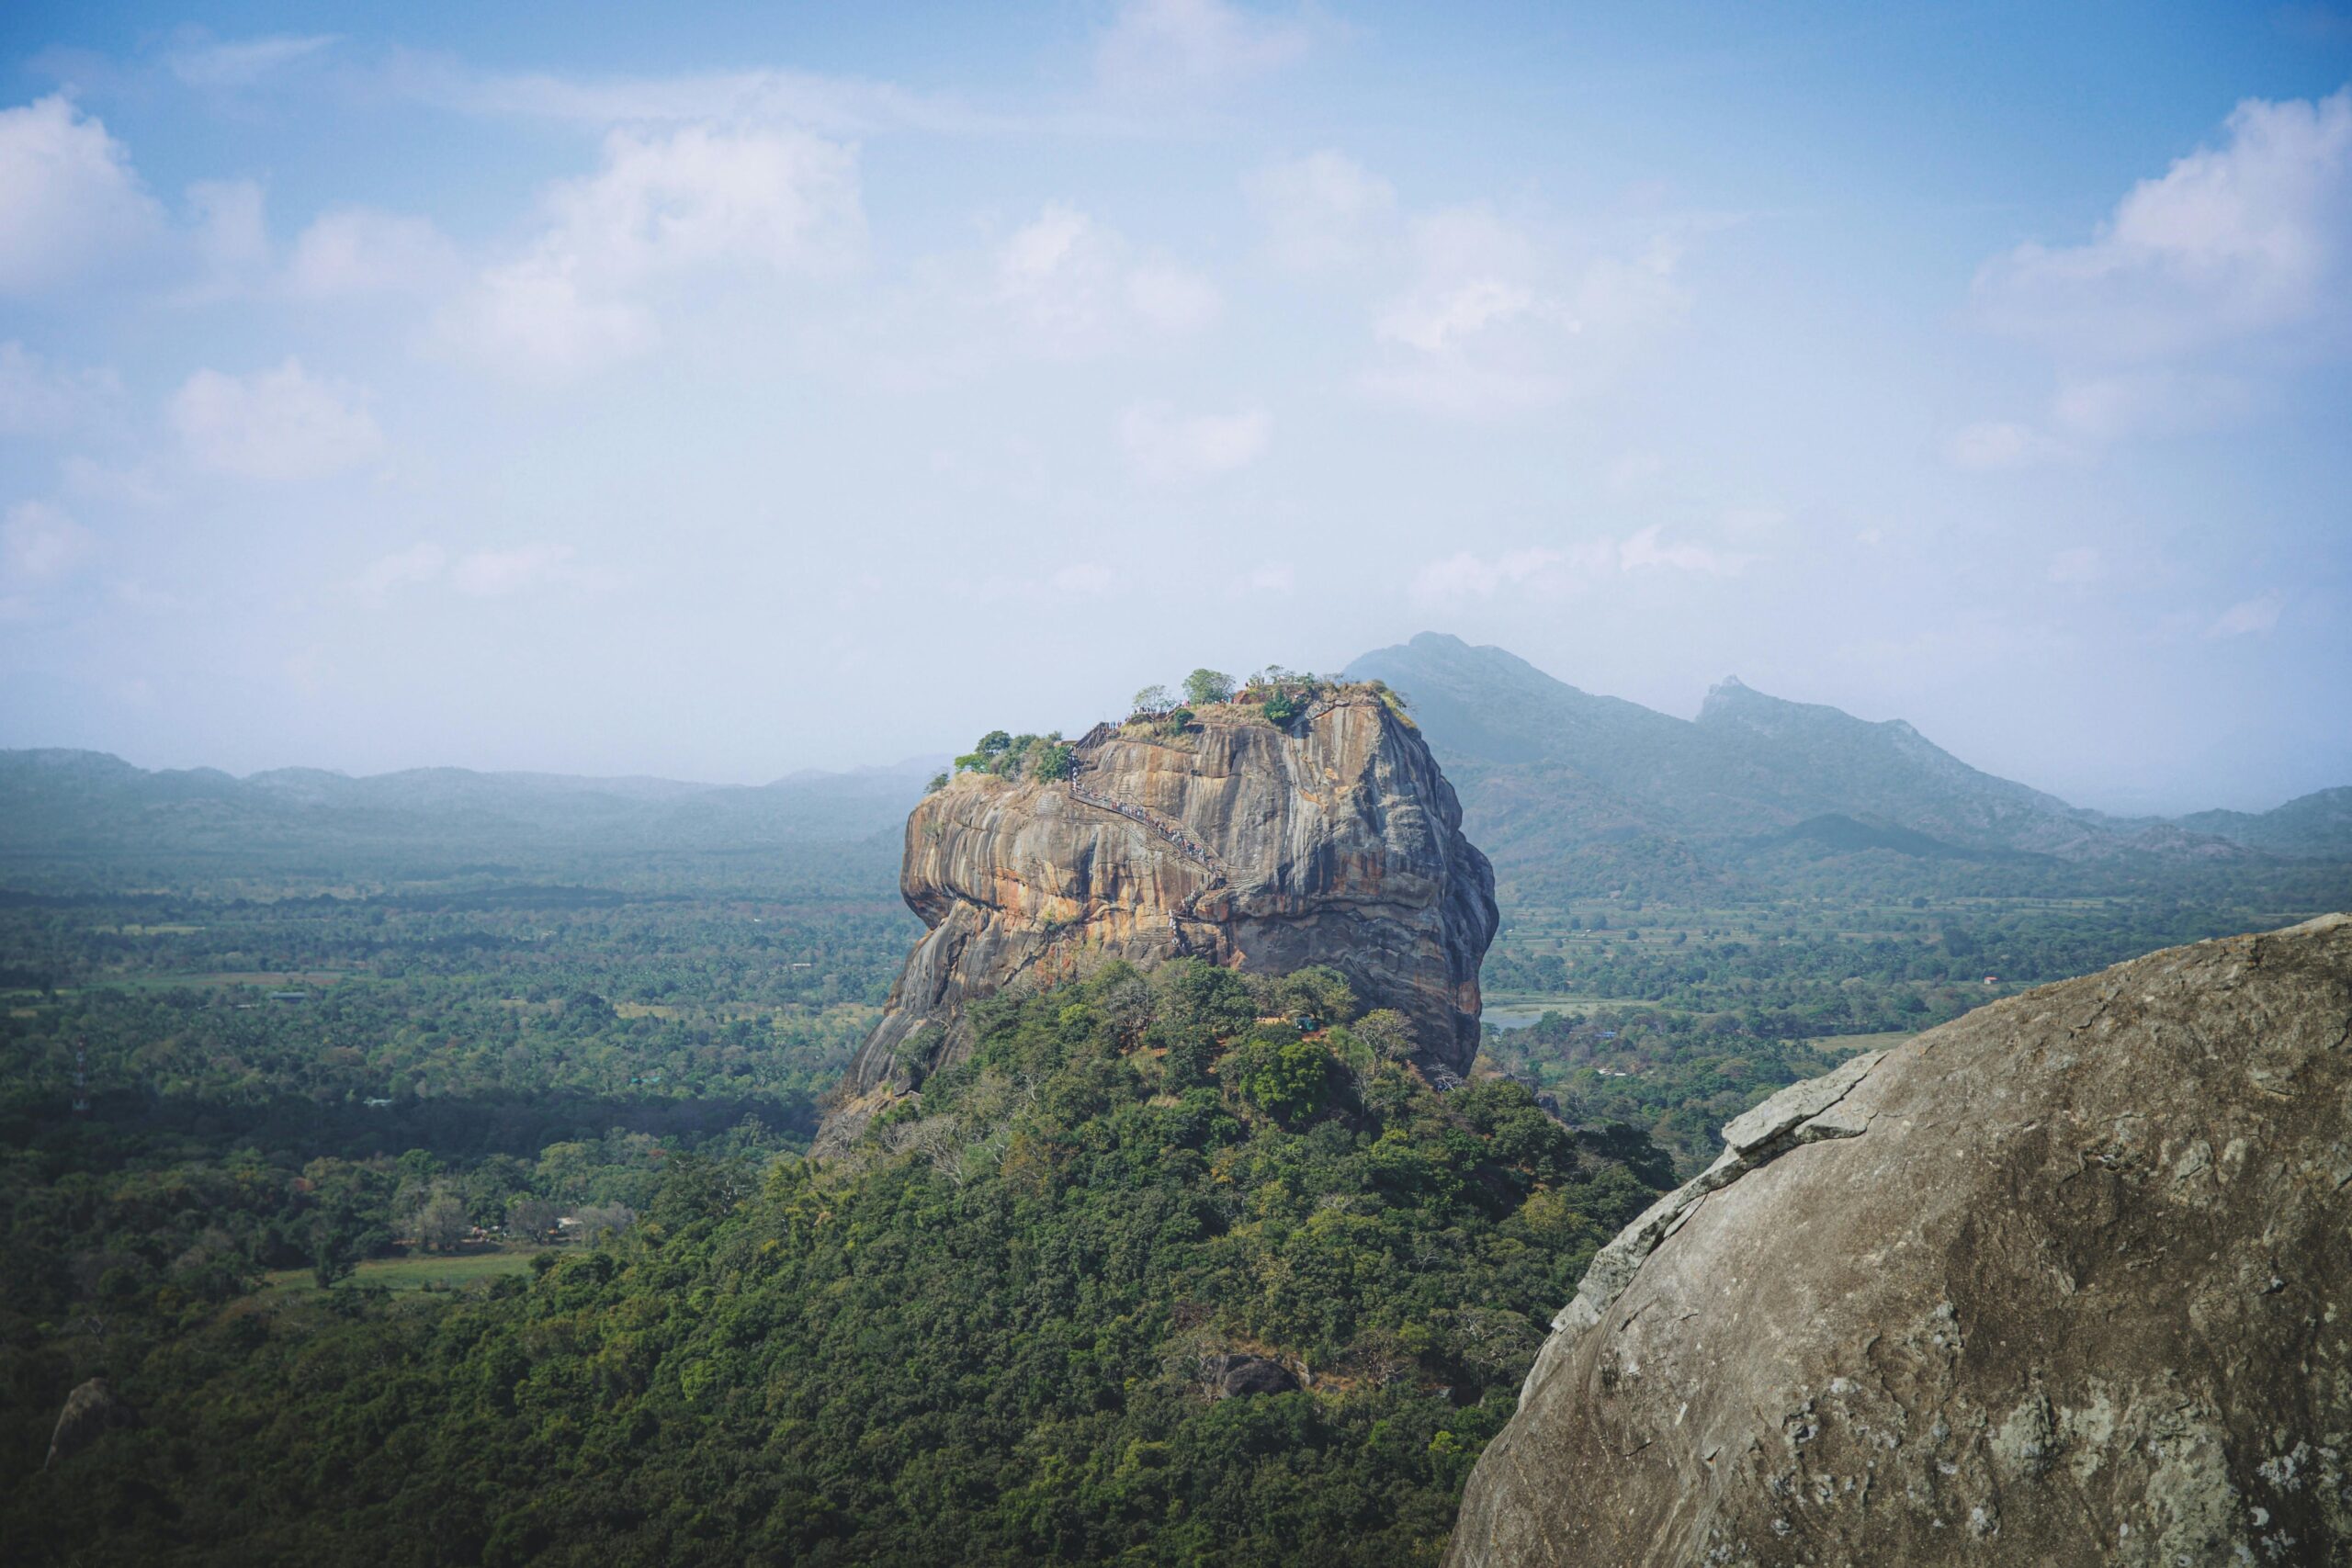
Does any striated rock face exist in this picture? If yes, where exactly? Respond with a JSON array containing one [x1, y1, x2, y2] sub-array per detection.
[[831, 694, 1496, 1130], [1447, 913, 2352, 1568]]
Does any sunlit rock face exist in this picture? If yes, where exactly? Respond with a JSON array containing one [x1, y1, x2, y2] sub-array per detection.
[[1446, 913, 2352, 1568], [823, 694, 1496, 1138]]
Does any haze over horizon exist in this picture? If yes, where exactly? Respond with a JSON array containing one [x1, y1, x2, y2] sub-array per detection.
[[3, 3, 2348, 815]]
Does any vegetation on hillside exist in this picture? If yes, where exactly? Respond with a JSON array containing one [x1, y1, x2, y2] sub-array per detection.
[[6, 961, 1668, 1566]]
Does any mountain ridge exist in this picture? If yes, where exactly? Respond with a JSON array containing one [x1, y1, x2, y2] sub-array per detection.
[[1343, 632, 2347, 873]]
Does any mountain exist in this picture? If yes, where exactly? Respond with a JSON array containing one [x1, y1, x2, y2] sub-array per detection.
[[1345, 634, 2352, 892], [1344, 634, 2109, 862], [1447, 914, 2352, 1566], [0, 748, 937, 887], [2177, 785, 2352, 859]]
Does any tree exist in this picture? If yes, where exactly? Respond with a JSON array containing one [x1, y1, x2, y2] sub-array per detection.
[[507, 1195, 561, 1243], [1030, 742, 1076, 781], [1182, 668, 1235, 705], [311, 1227, 356, 1291], [1131, 684, 1174, 715], [1353, 1009, 1419, 1062], [409, 1189, 470, 1253]]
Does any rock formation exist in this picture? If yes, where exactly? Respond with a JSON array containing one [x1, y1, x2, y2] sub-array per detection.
[[826, 691, 1497, 1140], [1447, 912, 2352, 1567], [45, 1376, 137, 1470]]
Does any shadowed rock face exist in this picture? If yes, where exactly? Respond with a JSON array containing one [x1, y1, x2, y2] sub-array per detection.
[[1447, 912, 2352, 1568], [831, 695, 1496, 1124], [45, 1376, 136, 1470]]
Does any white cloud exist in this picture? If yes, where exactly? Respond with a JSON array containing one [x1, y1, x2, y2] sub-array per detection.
[[1247, 151, 1396, 271], [1234, 561, 1295, 595], [167, 33, 336, 91], [0, 341, 119, 435], [391, 58, 1000, 140], [1977, 88, 2351, 360], [436, 121, 864, 378], [2206, 593, 2282, 637], [993, 204, 1219, 355], [1409, 547, 1582, 604], [1946, 420, 2064, 469], [2049, 368, 2252, 440], [0, 96, 164, 294], [356, 542, 448, 598], [2047, 547, 2103, 583], [452, 543, 573, 597], [1363, 206, 1685, 418], [1410, 526, 1748, 604], [2, 499, 93, 581], [1125, 264, 1223, 334], [1616, 525, 1748, 576], [1095, 0, 1311, 97], [1119, 403, 1270, 484], [289, 207, 462, 298], [170, 359, 384, 481], [1051, 561, 1117, 593]]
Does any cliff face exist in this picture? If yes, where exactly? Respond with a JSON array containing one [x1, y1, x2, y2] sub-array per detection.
[[1446, 912, 2352, 1568], [833, 694, 1497, 1122]]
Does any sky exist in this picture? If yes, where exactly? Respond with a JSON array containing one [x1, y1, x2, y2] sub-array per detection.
[[0, 2, 2347, 815]]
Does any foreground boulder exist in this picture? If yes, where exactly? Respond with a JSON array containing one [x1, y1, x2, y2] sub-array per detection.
[[822, 690, 1496, 1145], [1448, 913, 2352, 1567]]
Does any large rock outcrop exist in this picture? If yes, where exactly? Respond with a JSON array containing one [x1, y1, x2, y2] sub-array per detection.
[[1448, 912, 2352, 1567], [830, 693, 1496, 1134]]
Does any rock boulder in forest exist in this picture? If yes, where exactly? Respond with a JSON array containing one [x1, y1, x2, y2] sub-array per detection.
[[823, 690, 1497, 1145]]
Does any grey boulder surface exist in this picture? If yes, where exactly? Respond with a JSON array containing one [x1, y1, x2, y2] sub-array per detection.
[[1447, 912, 2352, 1567]]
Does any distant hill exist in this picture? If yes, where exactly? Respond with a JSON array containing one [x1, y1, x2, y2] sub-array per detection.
[[0, 749, 936, 891], [2178, 787, 2352, 859], [1344, 633, 2351, 892]]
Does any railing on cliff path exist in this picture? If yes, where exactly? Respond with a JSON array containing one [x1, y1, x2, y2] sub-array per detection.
[[1063, 772, 1229, 953]]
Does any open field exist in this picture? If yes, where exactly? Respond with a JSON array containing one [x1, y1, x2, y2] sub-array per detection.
[[260, 1246, 548, 1298]]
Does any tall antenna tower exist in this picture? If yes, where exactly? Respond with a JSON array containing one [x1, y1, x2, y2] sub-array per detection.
[[71, 1034, 89, 1114]]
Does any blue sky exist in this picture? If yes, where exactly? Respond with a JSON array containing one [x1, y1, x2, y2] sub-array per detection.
[[1, 2, 2346, 812]]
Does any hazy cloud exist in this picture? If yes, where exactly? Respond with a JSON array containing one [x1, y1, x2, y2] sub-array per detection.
[[993, 204, 1220, 355], [2, 500, 93, 581], [355, 542, 449, 599], [452, 543, 573, 597], [1246, 151, 1396, 271], [436, 121, 864, 378], [170, 360, 384, 480], [1363, 207, 1686, 417], [289, 208, 463, 299], [1095, 0, 1311, 97], [1945, 419, 2065, 469], [0, 341, 119, 436], [2048, 547, 2104, 583], [2207, 592, 2282, 637], [1050, 561, 1117, 593], [1119, 402, 1270, 484], [166, 32, 337, 91], [1411, 526, 1747, 604]]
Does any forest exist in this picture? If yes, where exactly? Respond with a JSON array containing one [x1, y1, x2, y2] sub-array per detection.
[[3, 809, 2345, 1561]]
